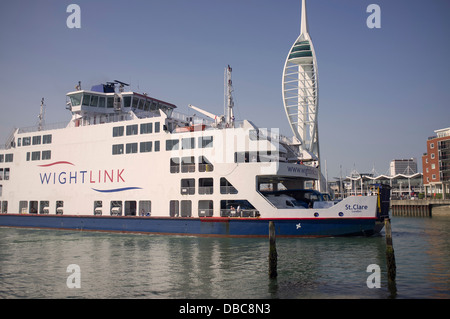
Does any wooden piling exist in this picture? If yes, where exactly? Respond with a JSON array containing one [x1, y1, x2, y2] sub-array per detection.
[[268, 221, 277, 278], [384, 218, 397, 296]]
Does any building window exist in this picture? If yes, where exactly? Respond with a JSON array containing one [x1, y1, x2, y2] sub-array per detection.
[[432, 174, 436, 180], [431, 153, 435, 159], [126, 143, 138, 154], [140, 141, 152, 153], [112, 144, 124, 155], [181, 178, 195, 195], [113, 126, 124, 137], [126, 124, 138, 136], [430, 143, 434, 149]]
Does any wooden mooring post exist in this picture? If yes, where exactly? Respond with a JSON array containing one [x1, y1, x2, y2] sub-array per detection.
[[268, 221, 277, 278], [384, 218, 397, 296]]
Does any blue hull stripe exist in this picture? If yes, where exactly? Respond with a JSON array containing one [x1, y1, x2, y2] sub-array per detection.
[[0, 214, 383, 237]]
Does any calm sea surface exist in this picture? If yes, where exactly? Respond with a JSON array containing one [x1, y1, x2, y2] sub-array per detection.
[[0, 216, 449, 299]]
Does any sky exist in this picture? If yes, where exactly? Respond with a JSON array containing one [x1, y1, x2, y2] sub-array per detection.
[[0, 0, 449, 179]]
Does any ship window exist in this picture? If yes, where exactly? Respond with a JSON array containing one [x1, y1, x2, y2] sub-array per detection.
[[140, 141, 152, 153], [199, 136, 213, 148], [0, 155, 3, 162], [132, 97, 139, 108], [39, 201, 49, 214], [220, 200, 256, 217], [32, 136, 41, 145], [5, 154, 13, 163], [42, 150, 51, 160], [113, 126, 124, 137], [180, 200, 192, 217], [70, 93, 82, 106], [19, 201, 28, 214], [181, 156, 195, 173], [0, 186, 2, 197], [155, 122, 160, 133], [3, 169, 9, 180], [31, 151, 40, 161], [139, 200, 151, 216], [26, 152, 30, 161], [123, 96, 132, 108], [220, 177, 238, 194], [198, 200, 213, 217], [90, 95, 98, 107], [199, 178, 213, 195], [99, 96, 106, 108], [154, 141, 160, 152], [181, 178, 195, 195], [170, 200, 179, 217], [22, 137, 31, 146], [126, 124, 138, 136], [182, 137, 195, 150], [166, 139, 179, 151], [138, 99, 144, 110], [124, 200, 137, 216], [1, 201, 7, 213], [29, 201, 38, 214], [107, 97, 114, 108], [110, 201, 122, 216], [56, 201, 64, 214], [43, 134, 52, 144], [112, 144, 124, 155], [0, 168, 2, 180], [126, 143, 138, 154], [17, 138, 21, 147], [144, 100, 150, 111], [170, 157, 180, 173], [94, 201, 102, 215], [199, 156, 214, 172], [82, 94, 91, 106], [140, 123, 152, 134]]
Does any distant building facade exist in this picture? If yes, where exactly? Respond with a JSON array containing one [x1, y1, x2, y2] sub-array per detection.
[[422, 127, 450, 198], [389, 158, 417, 176]]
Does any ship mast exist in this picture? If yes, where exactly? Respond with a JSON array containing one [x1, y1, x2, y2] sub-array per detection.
[[38, 98, 45, 131], [224, 65, 235, 127]]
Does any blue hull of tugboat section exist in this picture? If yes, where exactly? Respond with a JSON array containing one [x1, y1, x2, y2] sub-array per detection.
[[0, 214, 382, 237]]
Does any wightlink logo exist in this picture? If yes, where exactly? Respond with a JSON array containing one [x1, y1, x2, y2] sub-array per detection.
[[38, 161, 140, 193]]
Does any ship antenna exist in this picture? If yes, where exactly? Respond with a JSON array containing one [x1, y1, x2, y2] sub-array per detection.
[[225, 65, 235, 127], [38, 97, 45, 131]]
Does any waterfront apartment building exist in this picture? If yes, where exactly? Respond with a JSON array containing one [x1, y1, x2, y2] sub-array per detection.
[[422, 127, 450, 198], [390, 158, 417, 176]]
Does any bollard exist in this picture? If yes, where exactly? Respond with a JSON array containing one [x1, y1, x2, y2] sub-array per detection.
[[384, 218, 397, 296], [268, 221, 277, 278]]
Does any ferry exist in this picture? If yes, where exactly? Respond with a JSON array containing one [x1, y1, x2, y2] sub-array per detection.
[[0, 74, 390, 237]]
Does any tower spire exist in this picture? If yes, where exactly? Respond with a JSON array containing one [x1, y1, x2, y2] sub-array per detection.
[[300, 0, 309, 36]]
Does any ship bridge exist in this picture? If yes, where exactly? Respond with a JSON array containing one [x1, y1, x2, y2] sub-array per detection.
[[66, 81, 177, 124]]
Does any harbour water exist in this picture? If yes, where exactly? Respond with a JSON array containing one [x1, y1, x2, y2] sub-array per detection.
[[0, 216, 449, 299]]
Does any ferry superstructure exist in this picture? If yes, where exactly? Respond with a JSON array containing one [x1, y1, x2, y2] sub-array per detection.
[[0, 77, 389, 236], [0, 1, 390, 237]]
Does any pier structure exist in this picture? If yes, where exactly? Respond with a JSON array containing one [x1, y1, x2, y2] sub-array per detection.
[[391, 199, 450, 217]]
